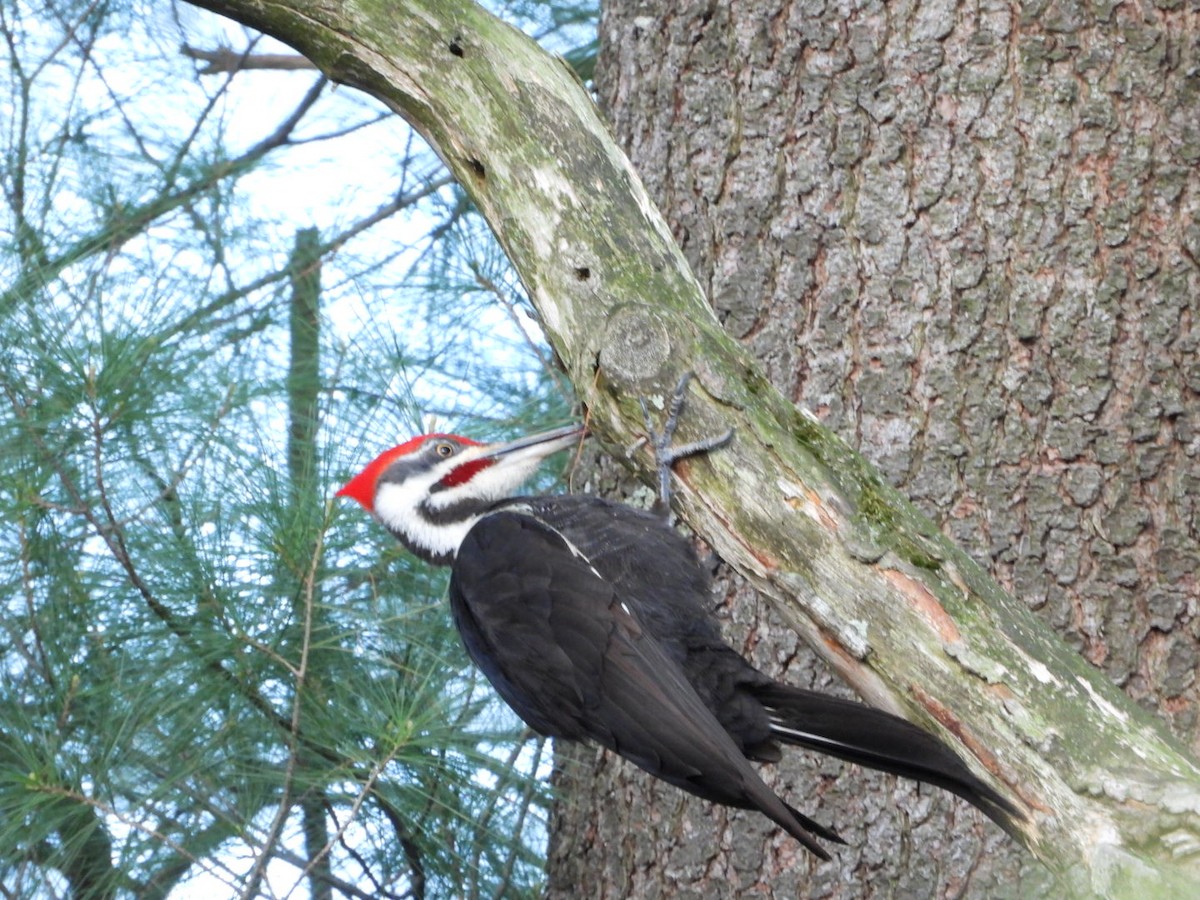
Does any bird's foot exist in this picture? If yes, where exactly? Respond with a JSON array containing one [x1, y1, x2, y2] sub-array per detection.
[[638, 372, 734, 518]]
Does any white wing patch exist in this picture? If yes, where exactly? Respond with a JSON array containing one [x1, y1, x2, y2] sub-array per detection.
[[505, 503, 606, 581], [509, 505, 639, 626], [556, 528, 604, 581], [768, 716, 855, 754]]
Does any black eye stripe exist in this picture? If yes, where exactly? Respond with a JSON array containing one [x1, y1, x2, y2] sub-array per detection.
[[377, 438, 466, 486]]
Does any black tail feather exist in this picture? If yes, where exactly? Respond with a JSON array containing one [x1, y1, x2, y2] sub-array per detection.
[[755, 683, 1022, 837], [778, 817, 834, 862], [783, 801, 847, 846]]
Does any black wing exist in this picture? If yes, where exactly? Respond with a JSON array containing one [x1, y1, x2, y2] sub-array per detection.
[[449, 509, 841, 858]]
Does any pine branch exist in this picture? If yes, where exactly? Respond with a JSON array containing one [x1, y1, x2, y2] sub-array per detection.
[[4, 380, 430, 893]]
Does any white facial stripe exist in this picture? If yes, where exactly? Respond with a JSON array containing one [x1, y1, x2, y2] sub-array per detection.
[[370, 431, 579, 560], [478, 454, 540, 494], [374, 474, 474, 560]]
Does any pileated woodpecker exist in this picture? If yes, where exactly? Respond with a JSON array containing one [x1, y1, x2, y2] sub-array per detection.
[[337, 383, 1018, 859]]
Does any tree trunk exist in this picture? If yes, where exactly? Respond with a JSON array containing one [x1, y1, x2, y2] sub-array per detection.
[[182, 0, 1200, 894], [286, 226, 334, 900], [547, 0, 1200, 896]]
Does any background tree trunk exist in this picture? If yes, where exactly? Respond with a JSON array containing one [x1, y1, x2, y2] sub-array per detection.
[[548, 0, 1200, 895]]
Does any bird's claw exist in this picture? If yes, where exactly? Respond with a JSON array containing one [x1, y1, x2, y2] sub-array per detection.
[[639, 372, 734, 518]]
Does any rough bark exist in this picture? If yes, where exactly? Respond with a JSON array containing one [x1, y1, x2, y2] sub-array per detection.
[[182, 1, 1200, 895], [547, 1, 1200, 897]]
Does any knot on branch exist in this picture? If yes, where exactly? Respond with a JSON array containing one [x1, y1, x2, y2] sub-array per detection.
[[599, 304, 673, 387]]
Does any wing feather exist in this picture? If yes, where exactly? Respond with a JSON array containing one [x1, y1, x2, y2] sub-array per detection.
[[450, 510, 837, 858]]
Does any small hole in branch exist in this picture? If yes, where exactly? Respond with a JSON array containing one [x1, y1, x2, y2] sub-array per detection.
[[574, 267, 591, 281], [448, 38, 465, 57]]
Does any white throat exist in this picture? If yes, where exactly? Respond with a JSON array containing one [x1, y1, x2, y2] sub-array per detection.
[[373, 476, 482, 562]]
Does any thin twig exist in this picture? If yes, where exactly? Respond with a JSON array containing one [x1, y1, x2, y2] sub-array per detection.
[[33, 784, 244, 892], [469, 266, 574, 408], [241, 508, 328, 899], [297, 711, 402, 895], [182, 44, 318, 73], [491, 738, 546, 900], [1, 76, 328, 314]]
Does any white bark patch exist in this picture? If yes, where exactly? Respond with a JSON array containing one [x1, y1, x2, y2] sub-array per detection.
[[1075, 675, 1128, 725], [944, 640, 1010, 684], [1026, 657, 1058, 686], [1001, 696, 1057, 752], [534, 284, 562, 335], [1161, 829, 1200, 859], [794, 586, 870, 660], [521, 166, 570, 260]]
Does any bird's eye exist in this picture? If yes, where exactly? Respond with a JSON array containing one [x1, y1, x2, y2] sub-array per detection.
[[434, 442, 455, 458]]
